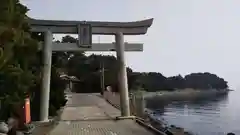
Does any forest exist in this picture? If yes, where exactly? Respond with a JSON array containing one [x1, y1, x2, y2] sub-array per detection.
[[58, 35, 229, 93]]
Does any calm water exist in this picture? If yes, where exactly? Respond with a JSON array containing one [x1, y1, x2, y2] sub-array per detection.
[[153, 90, 240, 135]]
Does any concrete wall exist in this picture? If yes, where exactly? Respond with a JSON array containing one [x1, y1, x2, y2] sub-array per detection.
[[103, 91, 121, 109], [103, 91, 145, 117]]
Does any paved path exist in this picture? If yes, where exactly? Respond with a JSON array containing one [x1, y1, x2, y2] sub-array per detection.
[[49, 93, 155, 135]]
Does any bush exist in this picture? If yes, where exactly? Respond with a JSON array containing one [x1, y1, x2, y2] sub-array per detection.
[[30, 67, 67, 121]]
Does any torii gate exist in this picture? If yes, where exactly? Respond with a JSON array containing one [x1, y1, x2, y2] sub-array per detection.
[[29, 18, 153, 122]]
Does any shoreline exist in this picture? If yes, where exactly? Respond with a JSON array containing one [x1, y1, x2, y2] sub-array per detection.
[[144, 89, 229, 108], [144, 88, 230, 98], [104, 90, 230, 135], [143, 108, 194, 135], [141, 89, 230, 135]]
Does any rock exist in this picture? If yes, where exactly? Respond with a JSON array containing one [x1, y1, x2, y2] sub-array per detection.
[[0, 122, 9, 133], [16, 131, 24, 135], [7, 117, 19, 130], [169, 126, 184, 135], [7, 118, 15, 126], [22, 123, 35, 134]]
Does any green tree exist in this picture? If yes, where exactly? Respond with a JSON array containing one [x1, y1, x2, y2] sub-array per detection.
[[57, 35, 229, 94], [0, 0, 39, 119], [0, 1, 68, 120]]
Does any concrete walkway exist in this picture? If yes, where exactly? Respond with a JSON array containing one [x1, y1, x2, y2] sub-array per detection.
[[49, 93, 155, 135]]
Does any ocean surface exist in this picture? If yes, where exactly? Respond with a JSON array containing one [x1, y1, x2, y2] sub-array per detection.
[[152, 90, 240, 135]]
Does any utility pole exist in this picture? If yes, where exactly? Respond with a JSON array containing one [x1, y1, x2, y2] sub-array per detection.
[[100, 61, 105, 95], [98, 36, 104, 95]]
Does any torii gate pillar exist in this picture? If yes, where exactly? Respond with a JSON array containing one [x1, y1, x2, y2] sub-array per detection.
[[115, 32, 130, 116], [40, 30, 53, 122]]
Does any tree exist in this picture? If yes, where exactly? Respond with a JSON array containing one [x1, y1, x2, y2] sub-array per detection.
[[184, 72, 228, 90], [57, 35, 229, 94], [0, 0, 39, 119], [166, 75, 185, 90], [0, 0, 68, 120], [61, 35, 77, 43]]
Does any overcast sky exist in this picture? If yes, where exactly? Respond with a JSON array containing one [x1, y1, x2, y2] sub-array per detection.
[[20, 0, 240, 89]]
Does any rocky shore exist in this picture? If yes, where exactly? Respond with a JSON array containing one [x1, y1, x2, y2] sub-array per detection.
[[142, 109, 194, 135]]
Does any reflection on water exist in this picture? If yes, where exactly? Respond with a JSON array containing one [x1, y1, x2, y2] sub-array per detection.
[[152, 91, 240, 135]]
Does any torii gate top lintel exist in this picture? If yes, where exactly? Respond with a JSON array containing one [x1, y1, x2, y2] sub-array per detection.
[[29, 18, 153, 35]]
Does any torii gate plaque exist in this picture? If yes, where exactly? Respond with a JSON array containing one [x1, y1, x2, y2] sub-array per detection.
[[29, 18, 153, 122]]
